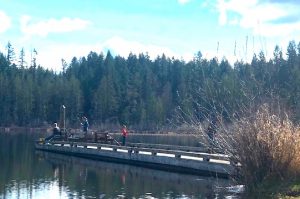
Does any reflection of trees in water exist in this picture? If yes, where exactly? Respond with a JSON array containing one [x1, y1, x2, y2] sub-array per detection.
[[0, 132, 59, 197], [38, 151, 233, 198], [0, 132, 238, 199]]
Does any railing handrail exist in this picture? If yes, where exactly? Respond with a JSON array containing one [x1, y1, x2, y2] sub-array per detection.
[[43, 141, 230, 162], [126, 142, 223, 153]]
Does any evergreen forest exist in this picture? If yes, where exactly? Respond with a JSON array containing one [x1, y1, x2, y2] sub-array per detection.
[[0, 41, 300, 129]]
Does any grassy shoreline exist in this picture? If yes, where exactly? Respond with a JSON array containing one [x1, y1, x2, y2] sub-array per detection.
[[256, 178, 300, 198]]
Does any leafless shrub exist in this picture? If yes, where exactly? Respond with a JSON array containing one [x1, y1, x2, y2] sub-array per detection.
[[218, 104, 300, 186], [174, 75, 300, 188]]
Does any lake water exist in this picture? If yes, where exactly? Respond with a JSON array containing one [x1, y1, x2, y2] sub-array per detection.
[[0, 131, 241, 199]]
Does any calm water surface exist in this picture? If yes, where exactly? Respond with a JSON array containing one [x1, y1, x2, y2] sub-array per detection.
[[0, 131, 240, 199]]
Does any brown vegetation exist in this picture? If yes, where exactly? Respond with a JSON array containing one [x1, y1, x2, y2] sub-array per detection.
[[215, 104, 300, 188]]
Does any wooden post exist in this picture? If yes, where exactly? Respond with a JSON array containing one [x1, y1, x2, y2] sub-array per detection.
[[105, 133, 108, 143], [61, 105, 66, 134]]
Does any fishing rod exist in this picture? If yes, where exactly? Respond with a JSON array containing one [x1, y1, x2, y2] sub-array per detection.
[[110, 135, 121, 146]]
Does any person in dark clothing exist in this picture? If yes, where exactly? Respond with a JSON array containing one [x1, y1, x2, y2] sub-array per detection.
[[81, 116, 89, 136], [207, 115, 218, 153], [45, 123, 61, 141]]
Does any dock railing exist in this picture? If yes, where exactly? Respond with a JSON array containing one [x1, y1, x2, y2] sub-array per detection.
[[39, 140, 231, 164]]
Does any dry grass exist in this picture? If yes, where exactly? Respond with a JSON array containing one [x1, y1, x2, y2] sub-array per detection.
[[176, 98, 300, 190], [215, 104, 300, 187]]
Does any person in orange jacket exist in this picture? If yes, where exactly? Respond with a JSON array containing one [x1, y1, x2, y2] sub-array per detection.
[[121, 125, 128, 146]]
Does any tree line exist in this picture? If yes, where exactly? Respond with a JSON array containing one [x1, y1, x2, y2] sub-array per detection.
[[0, 41, 299, 129]]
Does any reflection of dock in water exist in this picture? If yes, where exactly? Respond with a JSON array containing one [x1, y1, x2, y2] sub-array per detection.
[[36, 151, 234, 198], [37, 151, 230, 186], [35, 141, 236, 178]]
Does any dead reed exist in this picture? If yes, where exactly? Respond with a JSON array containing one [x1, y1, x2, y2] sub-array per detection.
[[216, 104, 300, 187]]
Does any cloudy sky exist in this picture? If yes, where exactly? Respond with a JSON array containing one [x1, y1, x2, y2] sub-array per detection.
[[0, 0, 299, 70]]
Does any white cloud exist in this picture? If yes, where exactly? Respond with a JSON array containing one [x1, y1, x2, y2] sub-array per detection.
[[20, 15, 91, 37], [37, 43, 100, 71], [36, 36, 195, 71], [0, 46, 4, 54], [0, 11, 11, 33], [102, 36, 178, 59], [216, 0, 300, 37], [178, 0, 191, 5]]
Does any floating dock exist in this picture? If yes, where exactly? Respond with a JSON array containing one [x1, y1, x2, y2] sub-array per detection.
[[35, 141, 236, 178]]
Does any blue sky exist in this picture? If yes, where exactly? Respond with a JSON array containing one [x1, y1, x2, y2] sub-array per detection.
[[0, 0, 299, 70]]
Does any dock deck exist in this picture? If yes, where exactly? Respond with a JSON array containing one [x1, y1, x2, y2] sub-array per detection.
[[35, 141, 236, 178]]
